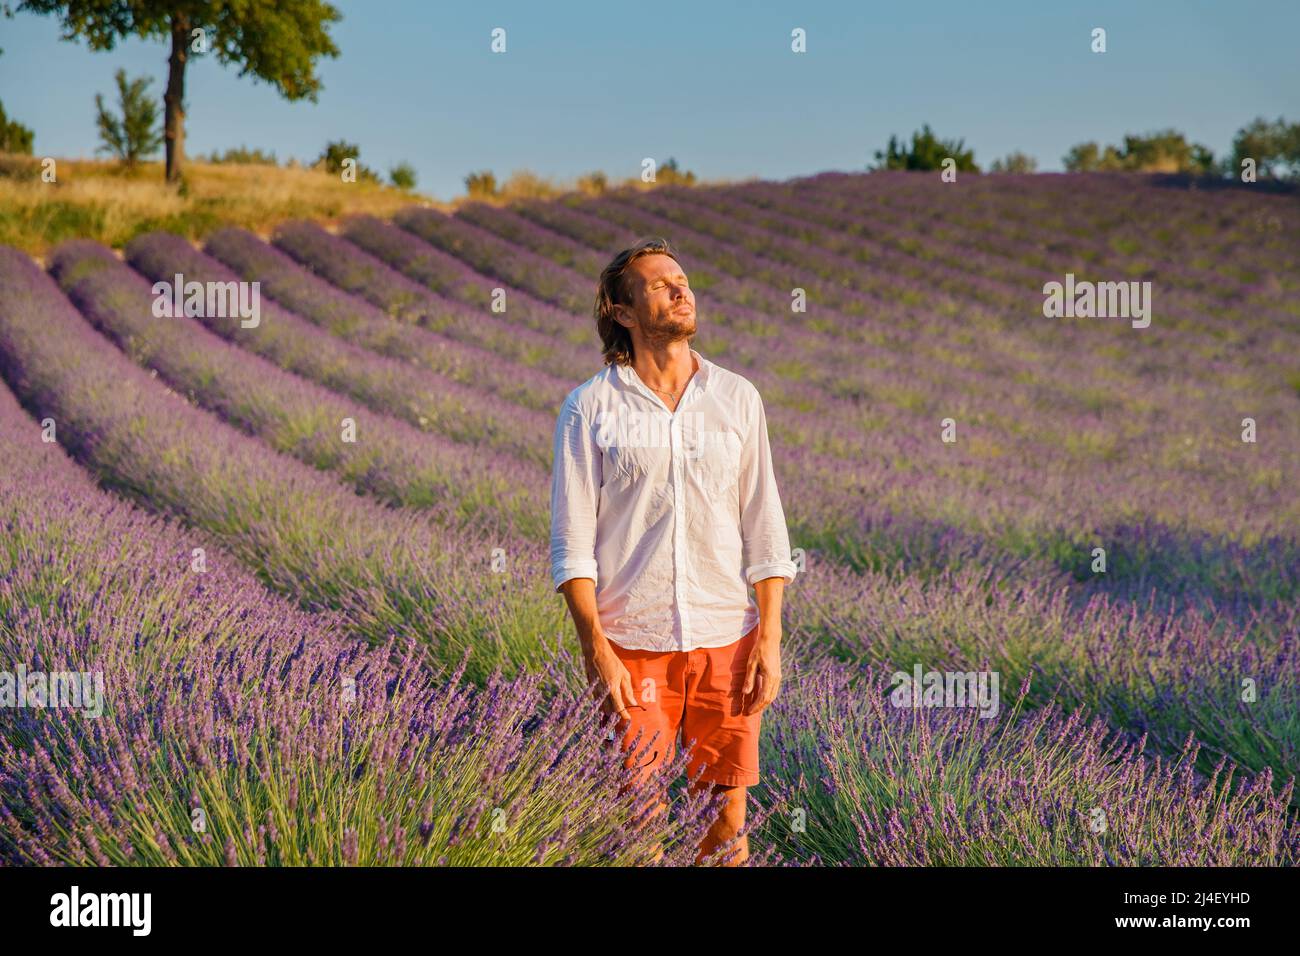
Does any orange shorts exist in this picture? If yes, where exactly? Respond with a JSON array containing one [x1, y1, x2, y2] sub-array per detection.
[[606, 624, 762, 788]]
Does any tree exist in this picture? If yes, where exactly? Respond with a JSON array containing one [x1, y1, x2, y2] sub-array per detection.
[[872, 124, 979, 172], [989, 151, 1037, 174], [576, 170, 608, 195], [0, 98, 34, 154], [465, 170, 498, 198], [205, 144, 277, 165], [15, 1, 341, 183], [315, 139, 378, 182], [1064, 129, 1216, 173], [1063, 141, 1125, 172], [388, 161, 417, 190], [657, 156, 697, 185], [1231, 116, 1300, 181], [94, 68, 163, 166], [1120, 129, 1215, 173]]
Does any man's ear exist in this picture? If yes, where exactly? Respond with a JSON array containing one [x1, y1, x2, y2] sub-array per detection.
[[612, 301, 635, 330]]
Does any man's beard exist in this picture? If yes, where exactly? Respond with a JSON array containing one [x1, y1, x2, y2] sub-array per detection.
[[641, 309, 697, 349]]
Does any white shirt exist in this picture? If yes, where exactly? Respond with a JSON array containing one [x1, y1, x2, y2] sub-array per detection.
[[550, 348, 798, 652]]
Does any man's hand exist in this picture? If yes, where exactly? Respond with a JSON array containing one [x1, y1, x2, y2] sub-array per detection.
[[584, 643, 640, 723], [560, 578, 640, 723], [742, 620, 782, 715]]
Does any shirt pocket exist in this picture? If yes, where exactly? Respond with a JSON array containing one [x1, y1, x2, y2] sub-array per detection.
[[694, 429, 742, 498]]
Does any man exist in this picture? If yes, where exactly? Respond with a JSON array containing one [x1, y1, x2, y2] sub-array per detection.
[[550, 236, 798, 866]]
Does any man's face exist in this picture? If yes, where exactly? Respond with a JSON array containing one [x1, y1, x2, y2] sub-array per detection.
[[617, 254, 696, 347]]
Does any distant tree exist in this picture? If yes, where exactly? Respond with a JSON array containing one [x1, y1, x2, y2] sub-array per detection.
[[388, 161, 417, 190], [0, 98, 34, 154], [1121, 129, 1215, 173], [1065, 141, 1127, 171], [1065, 142, 1101, 172], [989, 151, 1037, 174], [1064, 129, 1216, 173], [1191, 144, 1221, 176], [657, 156, 697, 185], [465, 170, 498, 198], [1231, 116, 1300, 181], [315, 139, 378, 182], [14, 0, 341, 183], [317, 139, 356, 173], [499, 169, 561, 199], [576, 170, 608, 195], [872, 124, 978, 172], [205, 144, 278, 165], [94, 68, 163, 166]]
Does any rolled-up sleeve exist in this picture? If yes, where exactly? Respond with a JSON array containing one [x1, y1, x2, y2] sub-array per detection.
[[550, 393, 601, 591], [737, 386, 798, 586]]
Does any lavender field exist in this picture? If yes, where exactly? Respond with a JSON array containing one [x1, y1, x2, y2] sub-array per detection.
[[1, 171, 1297, 866]]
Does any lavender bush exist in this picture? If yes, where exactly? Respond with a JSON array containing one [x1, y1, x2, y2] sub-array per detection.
[[758, 661, 1297, 865]]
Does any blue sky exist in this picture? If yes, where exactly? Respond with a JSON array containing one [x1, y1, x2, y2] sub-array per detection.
[[2, 0, 1297, 199]]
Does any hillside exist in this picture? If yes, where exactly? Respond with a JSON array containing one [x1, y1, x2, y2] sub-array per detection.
[[0, 154, 731, 259]]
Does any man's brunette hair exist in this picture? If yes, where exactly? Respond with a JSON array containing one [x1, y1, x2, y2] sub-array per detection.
[[594, 236, 680, 366]]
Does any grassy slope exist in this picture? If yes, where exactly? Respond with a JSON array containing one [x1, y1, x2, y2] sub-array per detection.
[[0, 154, 738, 260], [0, 155, 447, 258]]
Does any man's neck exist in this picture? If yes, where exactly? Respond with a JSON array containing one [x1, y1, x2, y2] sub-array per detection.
[[632, 342, 696, 394]]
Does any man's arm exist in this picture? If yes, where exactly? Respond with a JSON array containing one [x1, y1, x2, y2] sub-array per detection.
[[558, 577, 613, 663], [559, 572, 635, 722], [753, 576, 785, 642], [743, 576, 785, 715], [737, 386, 795, 715], [550, 396, 636, 719], [736, 386, 798, 589], [550, 393, 600, 594]]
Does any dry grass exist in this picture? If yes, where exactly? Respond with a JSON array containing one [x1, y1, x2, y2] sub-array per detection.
[[0, 154, 751, 256], [0, 155, 447, 256]]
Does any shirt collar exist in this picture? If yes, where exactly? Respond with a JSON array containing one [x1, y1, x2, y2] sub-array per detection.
[[616, 348, 710, 402]]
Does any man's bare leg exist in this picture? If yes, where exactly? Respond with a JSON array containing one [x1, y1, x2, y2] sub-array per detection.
[[691, 781, 748, 866], [631, 790, 665, 863], [617, 774, 669, 865]]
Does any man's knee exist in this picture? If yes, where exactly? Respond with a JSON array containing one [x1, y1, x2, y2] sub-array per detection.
[[694, 782, 746, 825], [692, 779, 746, 800], [618, 781, 669, 825]]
